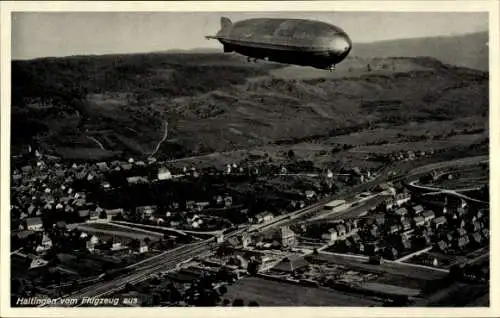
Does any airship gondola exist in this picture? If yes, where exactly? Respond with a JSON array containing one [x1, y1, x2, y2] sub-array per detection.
[[206, 17, 352, 70]]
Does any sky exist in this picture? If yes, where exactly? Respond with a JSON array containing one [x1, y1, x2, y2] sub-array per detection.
[[11, 11, 488, 60]]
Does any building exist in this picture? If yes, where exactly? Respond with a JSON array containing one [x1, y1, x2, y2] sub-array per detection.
[[394, 207, 408, 217], [433, 216, 447, 228], [136, 206, 156, 218], [324, 199, 348, 212], [271, 255, 308, 274], [395, 192, 411, 206], [238, 233, 251, 248], [422, 210, 436, 223], [321, 228, 338, 242], [412, 205, 424, 215], [103, 208, 122, 220], [335, 224, 347, 237], [413, 216, 425, 227], [25, 217, 43, 231], [401, 218, 412, 231], [278, 226, 296, 247], [138, 241, 149, 253], [158, 167, 172, 180], [255, 212, 274, 224]]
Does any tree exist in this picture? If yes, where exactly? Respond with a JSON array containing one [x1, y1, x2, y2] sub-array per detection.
[[218, 285, 228, 296], [287, 149, 295, 160], [248, 301, 260, 307], [232, 299, 245, 307], [367, 64, 372, 72], [222, 299, 230, 306]]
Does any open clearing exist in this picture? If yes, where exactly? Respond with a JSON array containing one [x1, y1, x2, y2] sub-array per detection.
[[224, 276, 382, 306]]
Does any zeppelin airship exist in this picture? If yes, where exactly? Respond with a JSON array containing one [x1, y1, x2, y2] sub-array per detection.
[[205, 17, 352, 71]]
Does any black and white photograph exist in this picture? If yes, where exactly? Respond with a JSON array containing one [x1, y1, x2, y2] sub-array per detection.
[[0, 1, 498, 315]]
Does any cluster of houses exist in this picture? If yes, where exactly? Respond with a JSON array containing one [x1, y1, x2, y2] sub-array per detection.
[[320, 189, 489, 261], [367, 148, 436, 163]]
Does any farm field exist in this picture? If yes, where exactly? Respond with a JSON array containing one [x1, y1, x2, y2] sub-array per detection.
[[223, 276, 382, 306]]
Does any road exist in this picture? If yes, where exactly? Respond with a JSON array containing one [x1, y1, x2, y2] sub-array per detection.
[[41, 155, 487, 306], [407, 180, 489, 205]]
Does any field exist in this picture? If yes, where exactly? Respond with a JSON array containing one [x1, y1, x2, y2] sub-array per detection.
[[309, 253, 448, 286], [426, 165, 489, 190], [223, 276, 382, 306], [77, 223, 163, 241]]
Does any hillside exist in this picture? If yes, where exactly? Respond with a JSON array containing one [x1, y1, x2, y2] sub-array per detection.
[[11, 43, 489, 164], [352, 32, 489, 72]]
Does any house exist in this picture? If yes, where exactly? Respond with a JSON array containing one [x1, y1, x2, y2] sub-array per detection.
[[136, 206, 156, 218], [422, 210, 436, 223], [158, 168, 172, 180], [477, 209, 486, 219], [412, 205, 424, 215], [224, 196, 233, 207], [127, 176, 148, 184], [271, 255, 309, 274], [335, 224, 347, 237], [395, 207, 408, 217], [471, 232, 483, 245], [278, 226, 296, 247], [305, 190, 316, 199], [413, 216, 425, 227], [482, 228, 489, 240], [25, 217, 43, 231], [89, 209, 100, 221], [433, 216, 447, 228], [470, 220, 482, 233], [457, 235, 470, 249], [395, 192, 411, 206], [357, 242, 365, 253], [401, 218, 412, 231], [401, 237, 412, 250], [241, 234, 252, 248], [96, 162, 108, 172], [106, 208, 124, 220], [321, 229, 338, 242], [422, 257, 439, 267], [374, 214, 386, 226], [41, 233, 53, 249], [138, 241, 148, 253], [456, 207, 467, 217], [101, 182, 111, 189], [111, 242, 122, 251], [457, 228, 468, 238], [86, 235, 99, 252], [30, 258, 49, 270], [194, 201, 210, 211], [389, 225, 399, 234], [255, 212, 274, 224], [437, 240, 448, 252]]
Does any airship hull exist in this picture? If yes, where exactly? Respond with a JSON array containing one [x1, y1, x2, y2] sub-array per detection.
[[207, 17, 352, 69]]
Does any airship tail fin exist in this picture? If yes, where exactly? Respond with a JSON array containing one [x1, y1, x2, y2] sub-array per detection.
[[220, 17, 232, 30]]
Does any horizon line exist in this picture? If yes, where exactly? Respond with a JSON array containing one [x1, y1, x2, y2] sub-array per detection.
[[12, 29, 488, 62]]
